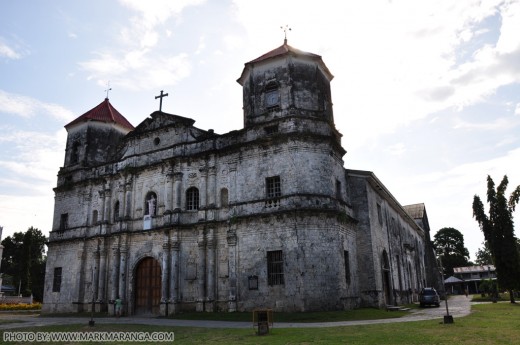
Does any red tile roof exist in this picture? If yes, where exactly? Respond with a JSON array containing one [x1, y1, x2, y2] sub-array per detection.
[[65, 98, 134, 131], [238, 40, 333, 85], [247, 39, 322, 64]]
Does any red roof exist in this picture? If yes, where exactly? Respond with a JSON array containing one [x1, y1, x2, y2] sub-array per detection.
[[65, 98, 134, 131], [238, 40, 333, 85], [247, 39, 322, 64]]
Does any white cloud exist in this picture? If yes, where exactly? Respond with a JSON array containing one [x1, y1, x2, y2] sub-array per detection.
[[0, 90, 75, 121], [0, 41, 21, 59], [0, 129, 66, 185], [231, 0, 519, 151], [80, 0, 205, 91], [81, 52, 191, 91], [402, 147, 520, 259], [385, 143, 406, 156], [452, 116, 519, 131]]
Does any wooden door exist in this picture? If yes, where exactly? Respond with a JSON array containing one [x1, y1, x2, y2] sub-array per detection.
[[134, 257, 161, 315]]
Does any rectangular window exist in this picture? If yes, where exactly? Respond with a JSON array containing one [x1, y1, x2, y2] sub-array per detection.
[[267, 250, 284, 286], [344, 251, 351, 284], [53, 267, 62, 292], [336, 179, 342, 200], [266, 176, 281, 199], [377, 204, 383, 225], [60, 213, 68, 231]]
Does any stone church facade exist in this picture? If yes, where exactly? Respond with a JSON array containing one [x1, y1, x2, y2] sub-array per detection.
[[42, 40, 440, 315]]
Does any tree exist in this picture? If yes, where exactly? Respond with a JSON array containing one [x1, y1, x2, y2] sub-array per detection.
[[475, 242, 493, 265], [433, 227, 470, 277], [473, 175, 520, 303], [1, 227, 47, 301]]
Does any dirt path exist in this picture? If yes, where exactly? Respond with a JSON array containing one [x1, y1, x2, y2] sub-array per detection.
[[0, 295, 472, 330]]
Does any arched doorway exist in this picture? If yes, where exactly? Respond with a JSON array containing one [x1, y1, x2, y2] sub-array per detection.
[[134, 257, 161, 315], [382, 250, 392, 306]]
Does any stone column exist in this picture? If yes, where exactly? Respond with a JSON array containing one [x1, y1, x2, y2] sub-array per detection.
[[98, 247, 107, 303], [199, 168, 208, 208], [119, 246, 128, 309], [103, 185, 111, 223], [208, 167, 217, 208], [227, 229, 237, 312], [170, 237, 180, 314], [108, 245, 119, 315], [206, 228, 216, 312], [173, 173, 183, 211], [125, 177, 133, 219], [164, 170, 174, 213], [99, 190, 105, 227], [228, 163, 237, 204], [161, 241, 170, 315], [93, 249, 100, 302], [196, 230, 206, 312]]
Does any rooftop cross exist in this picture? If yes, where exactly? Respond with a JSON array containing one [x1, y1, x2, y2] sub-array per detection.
[[155, 90, 169, 111], [104, 81, 112, 99], [280, 25, 291, 44]]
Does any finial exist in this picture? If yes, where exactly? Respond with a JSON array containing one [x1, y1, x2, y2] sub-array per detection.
[[155, 90, 169, 112], [280, 25, 291, 45], [104, 81, 112, 99]]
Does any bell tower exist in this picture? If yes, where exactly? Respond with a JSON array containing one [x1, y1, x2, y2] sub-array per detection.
[[237, 40, 334, 128], [63, 98, 134, 168]]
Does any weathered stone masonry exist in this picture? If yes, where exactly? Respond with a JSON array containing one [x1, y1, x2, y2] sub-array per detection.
[[43, 40, 440, 315]]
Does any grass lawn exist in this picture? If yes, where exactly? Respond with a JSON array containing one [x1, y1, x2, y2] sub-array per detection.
[[1, 302, 519, 344]]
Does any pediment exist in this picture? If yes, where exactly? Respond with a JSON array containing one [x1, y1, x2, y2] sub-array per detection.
[[129, 111, 196, 136], [116, 111, 213, 161]]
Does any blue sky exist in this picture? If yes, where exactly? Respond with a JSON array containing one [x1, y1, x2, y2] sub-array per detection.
[[1, 0, 519, 260]]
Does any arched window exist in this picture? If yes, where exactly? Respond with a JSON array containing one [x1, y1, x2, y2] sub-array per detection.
[[92, 210, 98, 224], [220, 188, 229, 208], [145, 192, 157, 216], [186, 187, 199, 211], [114, 201, 120, 221]]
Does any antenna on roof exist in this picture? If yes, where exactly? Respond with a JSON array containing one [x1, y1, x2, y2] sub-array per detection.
[[105, 81, 112, 100], [280, 25, 291, 45]]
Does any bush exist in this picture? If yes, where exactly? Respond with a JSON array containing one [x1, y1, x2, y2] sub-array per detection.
[[0, 303, 42, 311]]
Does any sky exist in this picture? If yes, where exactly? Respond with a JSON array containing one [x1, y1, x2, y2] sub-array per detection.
[[1, 0, 520, 261]]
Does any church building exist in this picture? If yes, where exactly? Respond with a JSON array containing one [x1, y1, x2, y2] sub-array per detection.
[[42, 40, 441, 315]]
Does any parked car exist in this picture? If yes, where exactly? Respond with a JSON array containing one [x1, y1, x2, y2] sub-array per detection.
[[419, 287, 440, 307]]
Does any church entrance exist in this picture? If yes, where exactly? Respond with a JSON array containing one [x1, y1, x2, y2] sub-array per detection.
[[134, 257, 161, 316]]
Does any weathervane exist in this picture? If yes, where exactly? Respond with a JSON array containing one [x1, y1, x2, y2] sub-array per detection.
[[155, 90, 169, 112], [280, 25, 291, 44], [105, 81, 112, 99]]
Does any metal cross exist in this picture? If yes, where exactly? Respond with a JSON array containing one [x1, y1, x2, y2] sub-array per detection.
[[280, 25, 291, 44], [105, 81, 112, 99], [155, 90, 169, 111]]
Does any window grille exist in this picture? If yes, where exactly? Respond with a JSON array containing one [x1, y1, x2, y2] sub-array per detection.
[[267, 250, 284, 286], [186, 187, 199, 210], [266, 176, 281, 199]]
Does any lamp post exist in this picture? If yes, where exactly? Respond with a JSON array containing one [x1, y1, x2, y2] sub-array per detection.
[[439, 257, 453, 324]]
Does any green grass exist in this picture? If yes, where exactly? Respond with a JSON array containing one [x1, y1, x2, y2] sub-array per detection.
[[471, 293, 508, 302], [2, 303, 519, 344]]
